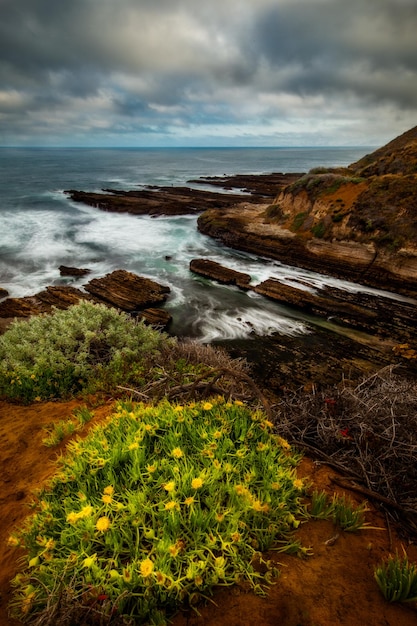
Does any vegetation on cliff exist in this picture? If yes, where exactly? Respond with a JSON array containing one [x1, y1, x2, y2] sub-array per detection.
[[267, 125, 417, 248], [2, 301, 417, 624]]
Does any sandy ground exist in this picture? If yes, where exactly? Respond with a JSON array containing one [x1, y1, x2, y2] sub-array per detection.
[[1, 397, 416, 626]]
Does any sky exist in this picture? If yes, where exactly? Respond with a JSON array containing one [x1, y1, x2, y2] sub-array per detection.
[[0, 0, 416, 148]]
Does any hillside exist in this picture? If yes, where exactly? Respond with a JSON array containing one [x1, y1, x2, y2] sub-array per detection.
[[198, 126, 417, 296]]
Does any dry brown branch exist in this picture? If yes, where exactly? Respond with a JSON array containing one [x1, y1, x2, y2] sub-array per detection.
[[272, 366, 417, 537]]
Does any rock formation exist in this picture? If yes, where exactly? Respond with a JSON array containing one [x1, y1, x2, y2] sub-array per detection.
[[59, 265, 91, 277], [197, 126, 417, 298], [190, 259, 251, 289], [84, 270, 170, 311], [0, 270, 172, 332], [188, 259, 416, 343]]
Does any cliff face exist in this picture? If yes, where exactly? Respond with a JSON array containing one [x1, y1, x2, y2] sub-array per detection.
[[198, 126, 417, 296]]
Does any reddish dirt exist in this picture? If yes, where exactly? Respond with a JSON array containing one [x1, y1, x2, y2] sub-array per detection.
[[1, 399, 416, 626]]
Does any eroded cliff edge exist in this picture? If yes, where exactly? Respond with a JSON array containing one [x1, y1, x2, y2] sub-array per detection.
[[197, 126, 417, 298]]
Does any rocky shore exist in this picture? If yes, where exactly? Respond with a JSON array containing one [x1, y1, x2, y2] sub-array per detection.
[[2, 126, 417, 391], [0, 270, 172, 333]]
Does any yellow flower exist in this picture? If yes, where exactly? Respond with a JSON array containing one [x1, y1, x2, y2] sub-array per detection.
[[234, 484, 250, 497], [271, 482, 281, 490], [147, 463, 157, 473], [139, 558, 154, 578], [95, 516, 111, 532], [184, 496, 195, 506], [174, 405, 184, 412], [231, 531, 241, 542], [163, 480, 175, 493], [215, 511, 226, 522], [263, 419, 274, 429], [256, 442, 269, 451], [213, 430, 223, 439], [165, 500, 177, 511], [252, 499, 269, 513], [66, 511, 79, 525], [128, 442, 139, 451], [202, 402, 213, 411], [102, 494, 112, 504], [191, 477, 203, 490], [30, 374, 36, 380], [172, 447, 184, 459], [293, 479, 304, 490], [277, 436, 291, 451], [34, 396, 41, 402], [234, 400, 244, 406], [103, 485, 114, 495], [79, 505, 93, 518]]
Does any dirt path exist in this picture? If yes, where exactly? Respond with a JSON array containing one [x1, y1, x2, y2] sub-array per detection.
[[1, 399, 416, 626]]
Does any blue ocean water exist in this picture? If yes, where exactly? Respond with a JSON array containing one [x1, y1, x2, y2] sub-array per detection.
[[1, 146, 391, 342]]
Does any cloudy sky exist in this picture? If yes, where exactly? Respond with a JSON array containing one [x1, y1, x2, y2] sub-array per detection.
[[1, 0, 416, 147]]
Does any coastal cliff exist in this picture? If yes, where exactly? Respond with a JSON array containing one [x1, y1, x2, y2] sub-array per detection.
[[197, 126, 417, 297]]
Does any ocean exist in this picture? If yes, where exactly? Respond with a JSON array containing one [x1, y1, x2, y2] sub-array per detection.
[[1, 145, 394, 343]]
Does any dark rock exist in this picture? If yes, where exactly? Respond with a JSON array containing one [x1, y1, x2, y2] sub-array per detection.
[[136, 308, 172, 329], [59, 265, 91, 277], [188, 172, 303, 197], [65, 185, 262, 217], [84, 269, 170, 311], [190, 259, 251, 289], [0, 286, 91, 318], [0, 288, 9, 299], [253, 278, 416, 341]]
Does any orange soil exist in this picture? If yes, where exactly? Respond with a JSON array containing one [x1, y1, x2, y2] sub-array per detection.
[[1, 398, 416, 626]]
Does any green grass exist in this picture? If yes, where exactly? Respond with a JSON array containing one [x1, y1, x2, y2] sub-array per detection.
[[374, 551, 417, 602]]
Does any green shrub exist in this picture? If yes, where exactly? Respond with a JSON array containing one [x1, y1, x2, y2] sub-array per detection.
[[9, 398, 306, 624], [0, 301, 170, 402], [311, 221, 326, 239], [292, 212, 309, 230], [374, 552, 417, 602]]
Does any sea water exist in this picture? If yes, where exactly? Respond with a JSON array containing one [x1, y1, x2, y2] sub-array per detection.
[[1, 146, 400, 342]]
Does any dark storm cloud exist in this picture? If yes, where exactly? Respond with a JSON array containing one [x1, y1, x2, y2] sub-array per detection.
[[252, 0, 417, 106], [0, 0, 416, 145]]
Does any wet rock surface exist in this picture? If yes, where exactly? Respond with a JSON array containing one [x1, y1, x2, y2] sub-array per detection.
[[190, 259, 251, 289], [0, 271, 172, 331], [189, 172, 303, 196], [84, 269, 170, 311], [59, 265, 91, 277], [253, 278, 417, 342], [66, 185, 262, 216], [0, 285, 91, 318]]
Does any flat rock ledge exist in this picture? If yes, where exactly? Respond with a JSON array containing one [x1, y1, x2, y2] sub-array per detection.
[[189, 258, 416, 342], [84, 270, 170, 311], [0, 270, 172, 332], [190, 259, 251, 289]]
